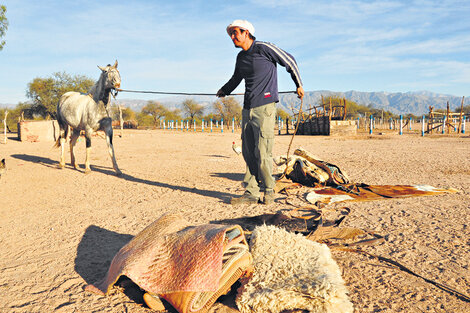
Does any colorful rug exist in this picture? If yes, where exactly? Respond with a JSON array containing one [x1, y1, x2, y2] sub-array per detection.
[[85, 213, 243, 295]]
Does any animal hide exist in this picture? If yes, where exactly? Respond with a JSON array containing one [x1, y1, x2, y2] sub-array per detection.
[[306, 184, 458, 204], [236, 225, 353, 313], [85, 213, 243, 295], [274, 147, 350, 186]]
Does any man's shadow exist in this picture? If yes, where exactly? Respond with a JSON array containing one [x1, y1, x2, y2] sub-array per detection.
[[75, 225, 154, 306], [11, 154, 238, 202], [210, 172, 243, 182], [75, 225, 133, 286]]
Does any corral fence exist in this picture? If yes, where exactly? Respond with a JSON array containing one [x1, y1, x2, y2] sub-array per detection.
[[426, 97, 467, 135], [291, 96, 356, 136]]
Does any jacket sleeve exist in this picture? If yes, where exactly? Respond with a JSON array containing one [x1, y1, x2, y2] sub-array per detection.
[[259, 42, 303, 88], [221, 56, 243, 95]]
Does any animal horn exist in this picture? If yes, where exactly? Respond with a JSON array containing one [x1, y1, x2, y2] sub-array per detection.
[[113, 60, 118, 68]]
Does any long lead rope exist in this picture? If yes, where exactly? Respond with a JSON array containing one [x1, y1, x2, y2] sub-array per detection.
[[116, 88, 296, 96], [116, 87, 304, 179], [333, 247, 470, 303]]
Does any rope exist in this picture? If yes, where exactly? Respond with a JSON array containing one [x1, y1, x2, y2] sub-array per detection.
[[116, 88, 296, 96], [333, 247, 470, 303], [117, 87, 303, 181], [281, 96, 304, 179]]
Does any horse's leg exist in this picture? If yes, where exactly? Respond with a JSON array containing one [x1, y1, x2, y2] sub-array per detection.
[[58, 125, 69, 168], [84, 131, 92, 174], [69, 129, 80, 170], [102, 119, 122, 176]]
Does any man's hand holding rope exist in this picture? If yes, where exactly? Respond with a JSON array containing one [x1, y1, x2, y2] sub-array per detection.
[[297, 86, 304, 99]]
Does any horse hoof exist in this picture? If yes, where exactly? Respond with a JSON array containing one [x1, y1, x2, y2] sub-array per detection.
[[84, 169, 92, 175], [59, 163, 65, 169], [115, 170, 123, 177]]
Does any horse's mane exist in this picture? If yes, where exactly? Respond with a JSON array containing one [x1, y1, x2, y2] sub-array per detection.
[[88, 71, 109, 105]]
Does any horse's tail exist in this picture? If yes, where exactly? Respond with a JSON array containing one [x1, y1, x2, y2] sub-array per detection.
[[53, 107, 68, 148]]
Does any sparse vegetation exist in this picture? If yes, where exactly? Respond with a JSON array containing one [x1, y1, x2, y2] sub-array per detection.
[[26, 72, 94, 118], [0, 5, 8, 51], [213, 96, 242, 123], [4, 74, 468, 131]]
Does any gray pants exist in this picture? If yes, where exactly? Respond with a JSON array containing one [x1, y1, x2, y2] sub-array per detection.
[[241, 102, 276, 198]]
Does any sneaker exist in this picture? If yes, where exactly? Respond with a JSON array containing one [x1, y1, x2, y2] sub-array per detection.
[[264, 190, 275, 204], [230, 192, 260, 205]]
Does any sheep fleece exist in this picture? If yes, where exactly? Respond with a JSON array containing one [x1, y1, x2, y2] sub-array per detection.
[[236, 225, 353, 313]]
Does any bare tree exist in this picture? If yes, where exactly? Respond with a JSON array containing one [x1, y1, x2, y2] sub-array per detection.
[[213, 96, 242, 121], [142, 101, 168, 127], [182, 99, 204, 123]]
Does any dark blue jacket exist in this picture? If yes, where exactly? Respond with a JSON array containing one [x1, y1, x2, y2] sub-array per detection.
[[221, 40, 303, 110]]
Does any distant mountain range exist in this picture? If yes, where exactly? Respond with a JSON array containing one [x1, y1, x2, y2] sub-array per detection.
[[3, 90, 467, 116], [279, 90, 469, 116]]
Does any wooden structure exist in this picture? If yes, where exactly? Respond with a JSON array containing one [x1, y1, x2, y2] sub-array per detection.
[[426, 97, 466, 134], [18, 120, 60, 142], [294, 96, 356, 136]]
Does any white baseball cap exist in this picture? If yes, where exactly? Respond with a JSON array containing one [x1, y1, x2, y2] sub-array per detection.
[[226, 19, 255, 36]]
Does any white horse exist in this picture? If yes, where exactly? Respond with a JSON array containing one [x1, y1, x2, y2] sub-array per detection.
[[55, 61, 122, 175]]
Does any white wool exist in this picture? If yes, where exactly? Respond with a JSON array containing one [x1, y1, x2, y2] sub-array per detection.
[[236, 225, 353, 313]]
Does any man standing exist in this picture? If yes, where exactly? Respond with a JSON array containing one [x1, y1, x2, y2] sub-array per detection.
[[217, 19, 304, 205]]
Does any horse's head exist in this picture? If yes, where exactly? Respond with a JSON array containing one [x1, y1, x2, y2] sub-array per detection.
[[98, 60, 121, 95]]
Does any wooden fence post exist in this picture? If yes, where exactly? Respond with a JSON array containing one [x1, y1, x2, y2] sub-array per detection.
[[118, 105, 124, 137], [457, 96, 464, 134], [399, 115, 403, 135], [3, 111, 8, 144], [428, 106, 434, 134], [446, 101, 450, 134]]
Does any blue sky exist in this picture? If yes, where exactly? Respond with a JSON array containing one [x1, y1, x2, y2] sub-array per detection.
[[1, 0, 469, 105]]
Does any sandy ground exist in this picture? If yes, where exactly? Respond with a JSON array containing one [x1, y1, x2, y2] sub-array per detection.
[[0, 128, 469, 313]]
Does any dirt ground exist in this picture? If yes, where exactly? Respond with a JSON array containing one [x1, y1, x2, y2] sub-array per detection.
[[0, 128, 469, 313]]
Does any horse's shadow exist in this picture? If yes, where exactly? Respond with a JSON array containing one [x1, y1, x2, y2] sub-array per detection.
[[11, 153, 58, 169], [11, 154, 237, 202]]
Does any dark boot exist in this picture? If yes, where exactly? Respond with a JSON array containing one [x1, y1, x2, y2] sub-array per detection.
[[231, 192, 260, 205], [263, 190, 275, 204]]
